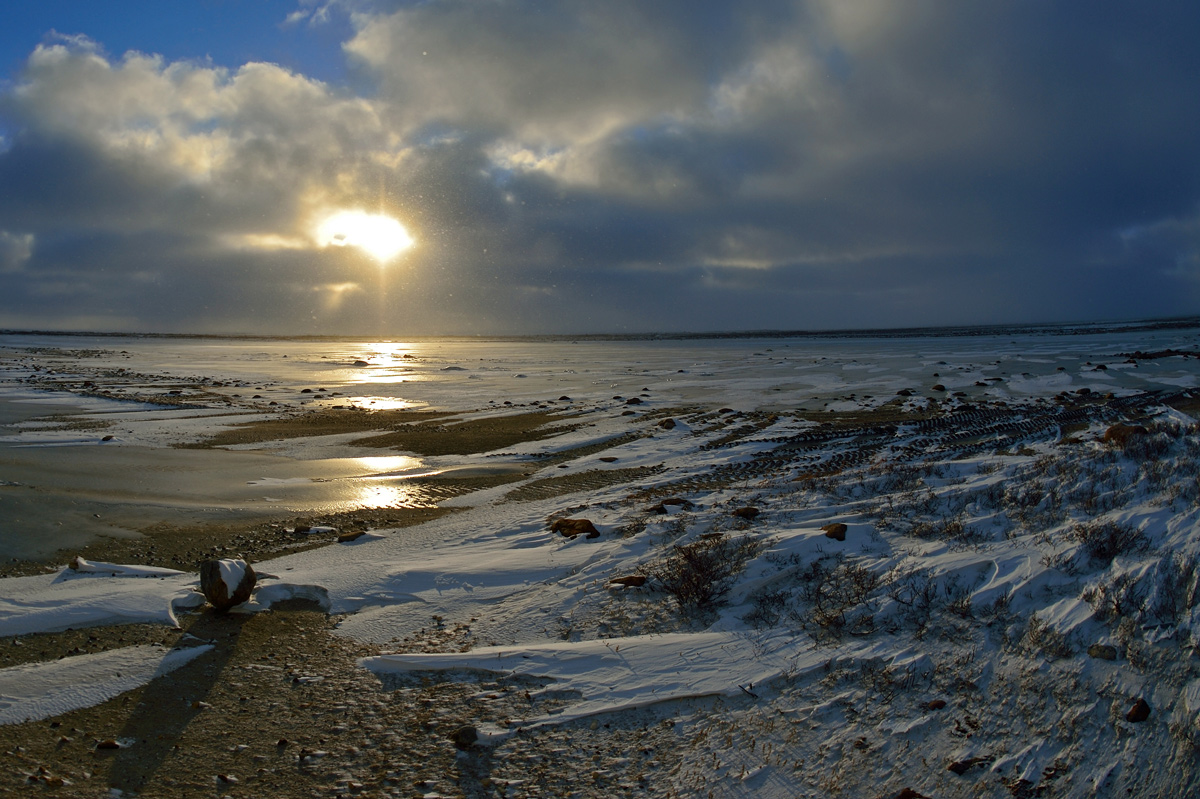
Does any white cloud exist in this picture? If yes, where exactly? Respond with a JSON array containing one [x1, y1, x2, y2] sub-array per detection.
[[0, 231, 33, 273]]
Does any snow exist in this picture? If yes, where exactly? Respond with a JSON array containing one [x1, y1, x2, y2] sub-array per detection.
[[0, 644, 212, 725], [216, 558, 249, 597], [4, 328, 1200, 794]]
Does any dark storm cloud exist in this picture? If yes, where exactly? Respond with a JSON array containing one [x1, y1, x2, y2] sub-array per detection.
[[0, 2, 1198, 334]]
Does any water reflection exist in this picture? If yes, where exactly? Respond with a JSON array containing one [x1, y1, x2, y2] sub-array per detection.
[[353, 455, 424, 473], [354, 482, 439, 509], [345, 396, 422, 409]]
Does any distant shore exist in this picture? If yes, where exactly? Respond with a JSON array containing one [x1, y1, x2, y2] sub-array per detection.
[[3, 312, 1198, 343]]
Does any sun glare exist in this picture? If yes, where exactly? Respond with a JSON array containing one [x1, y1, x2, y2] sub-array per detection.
[[315, 210, 414, 262]]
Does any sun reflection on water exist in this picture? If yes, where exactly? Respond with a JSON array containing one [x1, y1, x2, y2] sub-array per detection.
[[346, 396, 422, 409], [353, 455, 424, 473], [354, 482, 439, 509]]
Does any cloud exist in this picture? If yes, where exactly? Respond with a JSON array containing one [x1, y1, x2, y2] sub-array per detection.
[[0, 4, 1198, 333], [0, 230, 33, 273]]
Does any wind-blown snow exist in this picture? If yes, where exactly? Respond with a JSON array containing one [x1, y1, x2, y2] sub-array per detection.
[[0, 644, 212, 725], [4, 328, 1200, 795]]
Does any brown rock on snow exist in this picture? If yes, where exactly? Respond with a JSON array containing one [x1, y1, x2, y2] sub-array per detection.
[[551, 518, 600, 539], [1103, 423, 1149, 447], [947, 757, 989, 775], [733, 506, 760, 520], [822, 523, 848, 541], [608, 575, 647, 588], [200, 559, 256, 612], [1087, 643, 1118, 661], [337, 530, 367, 543], [886, 789, 929, 799], [1127, 698, 1151, 723], [658, 418, 677, 430], [449, 726, 478, 749]]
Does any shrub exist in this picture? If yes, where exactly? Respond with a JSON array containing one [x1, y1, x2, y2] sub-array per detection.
[[1020, 615, 1073, 660], [1069, 521, 1148, 565], [797, 557, 880, 638], [639, 534, 766, 610], [1082, 572, 1145, 623]]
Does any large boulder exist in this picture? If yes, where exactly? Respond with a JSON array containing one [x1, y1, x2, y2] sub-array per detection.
[[200, 558, 256, 612]]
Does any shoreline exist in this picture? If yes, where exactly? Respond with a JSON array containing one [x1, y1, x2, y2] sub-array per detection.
[[4, 334, 1200, 797]]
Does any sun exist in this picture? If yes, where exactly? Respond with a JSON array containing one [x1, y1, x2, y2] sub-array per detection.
[[315, 210, 414, 262]]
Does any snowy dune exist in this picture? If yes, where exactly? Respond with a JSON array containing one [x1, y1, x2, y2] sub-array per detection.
[[2, 326, 1200, 795]]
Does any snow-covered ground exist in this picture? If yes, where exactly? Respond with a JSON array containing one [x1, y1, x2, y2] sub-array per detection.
[[2, 326, 1200, 796]]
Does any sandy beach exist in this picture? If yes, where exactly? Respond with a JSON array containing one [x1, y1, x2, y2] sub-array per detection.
[[3, 329, 1200, 797]]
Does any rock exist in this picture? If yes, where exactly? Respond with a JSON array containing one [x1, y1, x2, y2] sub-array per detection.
[[625, 397, 643, 405], [559, 395, 572, 401], [353, 360, 369, 366], [733, 506, 759, 520], [895, 389, 914, 397], [608, 575, 647, 588], [647, 497, 693, 514], [926, 699, 947, 710], [947, 757, 989, 775], [1087, 643, 1118, 660], [337, 530, 367, 543], [1103, 423, 1149, 447], [1127, 698, 1151, 723], [200, 559, 256, 612], [888, 789, 929, 799], [931, 384, 946, 392], [449, 726, 478, 750], [551, 518, 601, 539], [658, 418, 676, 430], [96, 739, 121, 750], [599, 456, 618, 462], [822, 523, 848, 541]]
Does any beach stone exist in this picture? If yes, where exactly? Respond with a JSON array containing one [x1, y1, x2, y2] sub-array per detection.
[[608, 575, 647, 588], [200, 559, 256, 612], [551, 518, 601, 539], [449, 726, 478, 750], [658, 418, 676, 430], [599, 456, 618, 462], [822, 523, 848, 541], [947, 757, 988, 775], [895, 389, 914, 397], [931, 384, 946, 392], [1087, 643, 1118, 660], [337, 530, 366, 543], [890, 789, 929, 799], [1103, 423, 1149, 446], [625, 397, 643, 405], [733, 506, 760, 521], [926, 699, 947, 710], [1127, 698, 1151, 723], [647, 497, 693, 514]]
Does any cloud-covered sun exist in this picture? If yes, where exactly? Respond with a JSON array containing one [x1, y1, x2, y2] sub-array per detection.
[[315, 210, 414, 262]]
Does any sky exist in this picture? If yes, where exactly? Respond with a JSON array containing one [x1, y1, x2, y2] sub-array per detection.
[[0, 1, 1199, 336]]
